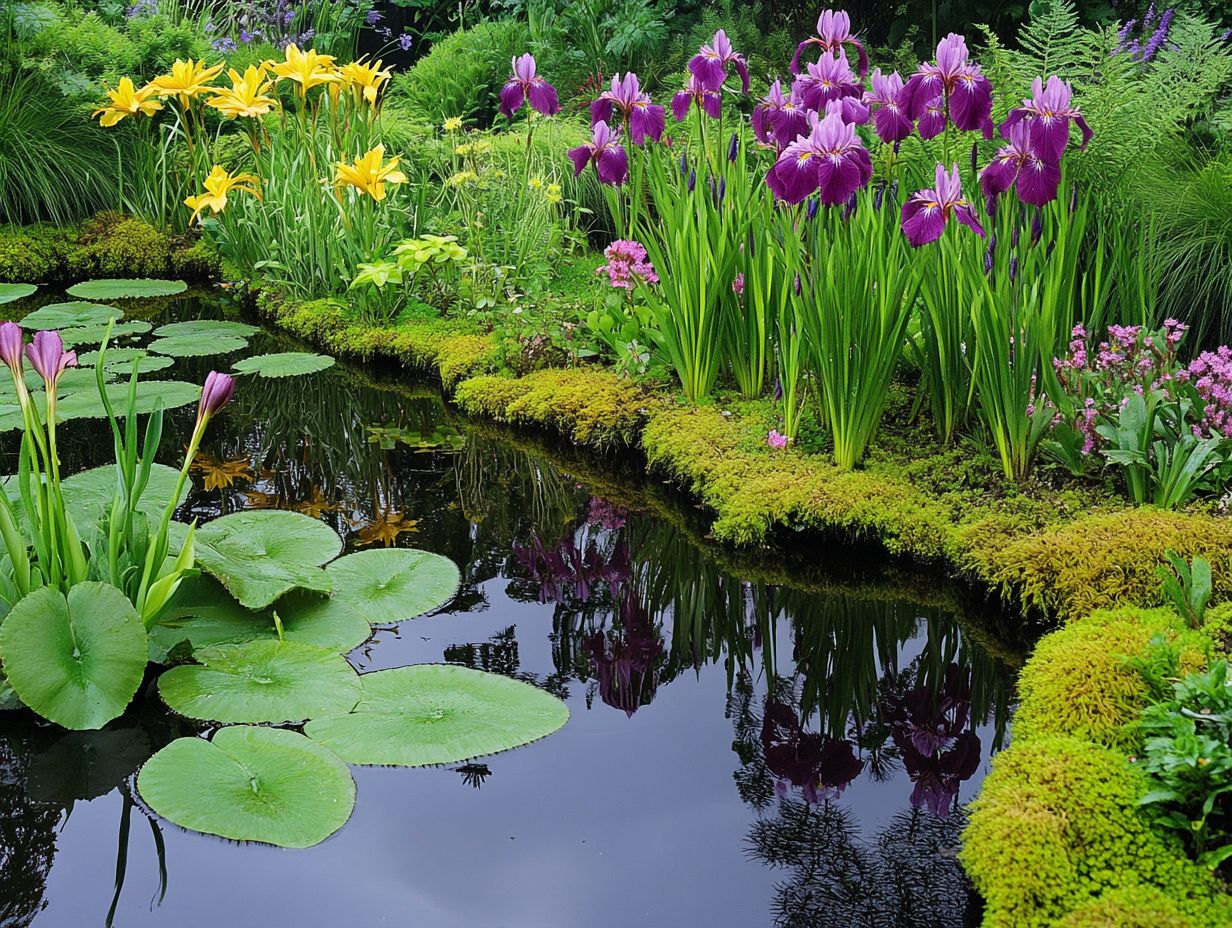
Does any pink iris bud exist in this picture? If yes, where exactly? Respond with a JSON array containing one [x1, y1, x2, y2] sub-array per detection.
[[0, 322, 23, 374], [198, 371, 235, 421], [25, 330, 76, 388]]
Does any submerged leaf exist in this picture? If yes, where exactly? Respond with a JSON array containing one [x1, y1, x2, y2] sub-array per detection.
[[196, 510, 342, 609], [157, 639, 361, 724], [137, 726, 356, 848], [67, 278, 187, 299], [304, 665, 569, 766], [0, 583, 147, 730], [232, 352, 335, 378], [27, 728, 152, 802], [325, 548, 459, 625]]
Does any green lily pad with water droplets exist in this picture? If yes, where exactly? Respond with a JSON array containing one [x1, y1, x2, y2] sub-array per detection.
[[195, 510, 341, 609], [304, 664, 569, 767], [78, 348, 175, 375], [18, 302, 121, 330], [324, 548, 459, 626], [154, 319, 260, 339], [156, 639, 361, 724], [137, 726, 356, 848], [0, 583, 148, 730], [59, 320, 152, 347], [67, 279, 187, 300], [0, 283, 37, 304], [232, 352, 335, 378]]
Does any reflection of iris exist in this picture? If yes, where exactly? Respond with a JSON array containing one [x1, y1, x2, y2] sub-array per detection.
[[883, 664, 983, 816], [761, 701, 863, 804], [513, 536, 631, 604], [583, 599, 663, 717]]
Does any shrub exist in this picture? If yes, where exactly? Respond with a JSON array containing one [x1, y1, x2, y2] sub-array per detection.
[[389, 20, 531, 129]]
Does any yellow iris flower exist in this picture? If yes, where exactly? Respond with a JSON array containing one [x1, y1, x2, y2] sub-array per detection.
[[184, 165, 261, 224], [271, 44, 340, 96], [443, 116, 463, 132], [339, 57, 393, 106], [148, 58, 224, 108], [207, 66, 278, 119], [334, 145, 407, 202], [92, 77, 163, 126]]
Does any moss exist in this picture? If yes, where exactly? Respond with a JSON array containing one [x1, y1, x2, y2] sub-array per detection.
[[1056, 886, 1195, 928], [962, 736, 1232, 928], [1014, 608, 1208, 750], [454, 369, 647, 448], [0, 216, 217, 284], [988, 509, 1232, 621]]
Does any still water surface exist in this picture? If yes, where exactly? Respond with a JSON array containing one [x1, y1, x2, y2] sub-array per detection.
[[0, 293, 1013, 927]]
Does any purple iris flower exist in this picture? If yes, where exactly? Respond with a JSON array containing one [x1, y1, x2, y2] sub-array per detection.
[[917, 93, 946, 139], [766, 107, 872, 206], [25, 330, 76, 388], [399, 33, 413, 51], [791, 48, 862, 112], [688, 29, 750, 93], [863, 68, 912, 144], [198, 371, 236, 422], [567, 121, 629, 186], [499, 53, 561, 119], [979, 121, 1061, 207], [671, 72, 722, 121], [999, 75, 1092, 163], [0, 322, 22, 375], [752, 80, 811, 149], [791, 8, 869, 78], [901, 163, 985, 247], [900, 33, 994, 139], [590, 72, 665, 146]]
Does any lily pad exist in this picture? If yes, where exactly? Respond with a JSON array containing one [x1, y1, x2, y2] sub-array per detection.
[[67, 279, 187, 300], [0, 283, 37, 304], [18, 302, 121, 330], [148, 335, 248, 358], [60, 462, 189, 537], [196, 510, 341, 609], [157, 639, 360, 724], [0, 583, 148, 730], [77, 348, 174, 374], [137, 726, 356, 848], [55, 380, 200, 419], [325, 548, 459, 625], [232, 352, 335, 378], [304, 665, 569, 767], [59, 320, 152, 347], [154, 319, 260, 339], [152, 576, 371, 655]]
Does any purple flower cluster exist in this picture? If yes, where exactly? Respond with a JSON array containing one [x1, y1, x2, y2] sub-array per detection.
[[125, 0, 158, 19], [1118, 4, 1176, 62], [596, 240, 658, 290], [1181, 346, 1232, 436], [586, 496, 627, 530]]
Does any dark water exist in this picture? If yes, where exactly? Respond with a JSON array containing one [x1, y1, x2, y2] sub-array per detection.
[[0, 292, 1015, 928]]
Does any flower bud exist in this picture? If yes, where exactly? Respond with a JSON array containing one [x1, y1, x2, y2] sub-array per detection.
[[198, 371, 235, 421]]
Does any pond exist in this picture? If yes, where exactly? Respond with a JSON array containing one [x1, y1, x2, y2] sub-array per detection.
[[0, 290, 1015, 928]]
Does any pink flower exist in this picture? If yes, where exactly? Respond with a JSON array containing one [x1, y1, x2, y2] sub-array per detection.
[[0, 322, 23, 374], [597, 240, 658, 290], [25, 330, 76, 388], [198, 371, 235, 422], [767, 429, 788, 449], [732, 273, 745, 296]]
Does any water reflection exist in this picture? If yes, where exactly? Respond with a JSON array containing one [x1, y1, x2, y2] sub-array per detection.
[[0, 294, 1013, 927]]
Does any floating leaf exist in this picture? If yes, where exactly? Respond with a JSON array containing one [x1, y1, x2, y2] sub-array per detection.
[[27, 728, 152, 802], [196, 510, 341, 609], [154, 319, 260, 338], [0, 583, 148, 730], [148, 334, 248, 358], [325, 549, 459, 625], [137, 726, 355, 848], [67, 278, 187, 300], [0, 283, 37, 304], [18, 302, 121, 330], [56, 367, 117, 393], [54, 380, 200, 419], [59, 320, 152, 347], [77, 348, 174, 374], [60, 462, 188, 537], [304, 665, 569, 767], [152, 576, 371, 656], [233, 352, 335, 378], [157, 639, 360, 724]]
